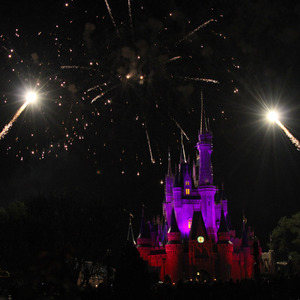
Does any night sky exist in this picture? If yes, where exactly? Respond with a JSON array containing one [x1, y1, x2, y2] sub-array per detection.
[[1, 0, 300, 251]]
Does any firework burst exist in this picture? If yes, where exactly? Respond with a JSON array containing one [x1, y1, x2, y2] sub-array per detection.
[[0, 0, 237, 175]]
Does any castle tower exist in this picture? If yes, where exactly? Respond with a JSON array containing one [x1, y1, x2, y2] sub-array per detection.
[[165, 150, 174, 202], [163, 150, 174, 227], [189, 210, 215, 281], [196, 91, 213, 186], [240, 213, 253, 279], [217, 205, 233, 281], [136, 207, 152, 261], [165, 209, 183, 283], [196, 92, 217, 241], [127, 214, 136, 245]]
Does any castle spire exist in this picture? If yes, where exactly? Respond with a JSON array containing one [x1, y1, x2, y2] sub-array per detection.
[[196, 91, 213, 185], [137, 206, 151, 240], [127, 213, 136, 245], [168, 209, 180, 233], [167, 148, 173, 176], [199, 89, 209, 137], [241, 211, 249, 247], [217, 203, 229, 234]]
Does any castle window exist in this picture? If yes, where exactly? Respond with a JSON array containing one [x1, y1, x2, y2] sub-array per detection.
[[185, 181, 190, 186], [185, 188, 190, 195], [188, 218, 192, 229]]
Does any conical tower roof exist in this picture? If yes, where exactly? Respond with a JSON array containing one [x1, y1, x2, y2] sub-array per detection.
[[137, 207, 151, 239], [167, 148, 173, 177], [127, 214, 136, 245], [168, 209, 180, 233], [217, 206, 229, 234], [189, 210, 208, 241], [160, 219, 168, 245], [225, 212, 233, 231], [241, 212, 249, 247]]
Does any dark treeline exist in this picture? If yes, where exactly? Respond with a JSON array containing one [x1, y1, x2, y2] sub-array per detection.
[[0, 194, 129, 273]]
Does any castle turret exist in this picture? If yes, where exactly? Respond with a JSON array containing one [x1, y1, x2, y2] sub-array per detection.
[[163, 150, 175, 228], [127, 214, 136, 246], [217, 205, 233, 281], [136, 207, 152, 261], [165, 209, 183, 283], [196, 92, 217, 241], [240, 213, 252, 278], [165, 150, 174, 200], [196, 91, 213, 186]]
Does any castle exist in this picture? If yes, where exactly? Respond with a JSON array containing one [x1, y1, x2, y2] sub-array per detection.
[[129, 96, 262, 284]]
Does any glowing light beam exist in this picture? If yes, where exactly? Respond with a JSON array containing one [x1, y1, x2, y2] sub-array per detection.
[[267, 111, 300, 151], [0, 102, 28, 140], [0, 92, 37, 140], [275, 120, 300, 151]]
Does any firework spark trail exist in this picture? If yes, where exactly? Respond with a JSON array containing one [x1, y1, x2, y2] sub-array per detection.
[[61, 66, 98, 72], [276, 120, 300, 151], [128, 0, 133, 37], [171, 117, 190, 141], [104, 0, 120, 37], [177, 19, 215, 44], [145, 128, 155, 164], [61, 66, 81, 69], [180, 76, 219, 84], [168, 56, 182, 62], [91, 94, 104, 103], [181, 132, 188, 163], [90, 86, 115, 103], [87, 85, 101, 93], [87, 83, 110, 93], [0, 101, 29, 140]]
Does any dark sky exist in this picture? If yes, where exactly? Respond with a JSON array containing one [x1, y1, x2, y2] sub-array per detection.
[[0, 0, 300, 250]]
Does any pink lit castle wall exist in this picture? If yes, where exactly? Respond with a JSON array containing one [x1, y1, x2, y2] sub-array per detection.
[[133, 94, 262, 284]]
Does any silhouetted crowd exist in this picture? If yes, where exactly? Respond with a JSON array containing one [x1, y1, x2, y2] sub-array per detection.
[[147, 275, 300, 300]]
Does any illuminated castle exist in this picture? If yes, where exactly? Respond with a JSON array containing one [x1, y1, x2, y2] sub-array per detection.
[[132, 95, 261, 284]]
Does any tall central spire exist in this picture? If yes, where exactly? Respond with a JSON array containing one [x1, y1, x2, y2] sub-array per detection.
[[199, 90, 209, 137], [196, 91, 213, 185]]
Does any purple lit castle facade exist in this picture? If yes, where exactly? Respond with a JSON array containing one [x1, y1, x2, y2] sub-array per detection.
[[134, 97, 262, 284]]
